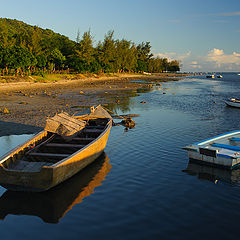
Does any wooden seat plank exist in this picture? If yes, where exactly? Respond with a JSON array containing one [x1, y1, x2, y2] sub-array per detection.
[[45, 143, 85, 148], [85, 126, 105, 129], [72, 137, 95, 141], [29, 152, 70, 158], [83, 129, 103, 133]]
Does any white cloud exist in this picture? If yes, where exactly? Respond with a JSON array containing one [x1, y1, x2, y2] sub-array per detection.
[[154, 48, 240, 72], [206, 48, 240, 68], [190, 61, 202, 69], [219, 11, 240, 17], [154, 51, 191, 62], [208, 48, 224, 56]]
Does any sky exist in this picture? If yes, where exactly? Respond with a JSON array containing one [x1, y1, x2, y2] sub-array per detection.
[[0, 0, 240, 72]]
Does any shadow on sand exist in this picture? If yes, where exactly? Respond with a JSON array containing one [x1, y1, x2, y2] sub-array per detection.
[[0, 120, 42, 137]]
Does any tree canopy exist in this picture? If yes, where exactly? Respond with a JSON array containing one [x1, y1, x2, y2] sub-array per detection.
[[0, 18, 180, 75]]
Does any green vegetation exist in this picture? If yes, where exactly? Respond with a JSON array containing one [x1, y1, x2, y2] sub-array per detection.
[[0, 18, 180, 77]]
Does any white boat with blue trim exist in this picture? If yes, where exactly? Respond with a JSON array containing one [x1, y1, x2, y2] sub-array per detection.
[[225, 98, 240, 108], [184, 130, 240, 169]]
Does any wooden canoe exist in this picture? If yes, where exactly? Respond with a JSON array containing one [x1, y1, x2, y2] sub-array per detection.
[[0, 105, 112, 192]]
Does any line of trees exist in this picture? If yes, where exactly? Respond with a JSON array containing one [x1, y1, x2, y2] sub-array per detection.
[[0, 18, 180, 76]]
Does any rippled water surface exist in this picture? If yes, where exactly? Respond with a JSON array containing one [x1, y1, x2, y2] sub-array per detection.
[[1, 73, 240, 239]]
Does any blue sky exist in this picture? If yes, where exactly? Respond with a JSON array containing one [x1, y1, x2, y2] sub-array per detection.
[[0, 0, 240, 72]]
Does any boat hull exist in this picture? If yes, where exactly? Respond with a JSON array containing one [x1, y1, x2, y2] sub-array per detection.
[[186, 150, 240, 169], [0, 121, 112, 192], [184, 130, 240, 169], [225, 100, 240, 108]]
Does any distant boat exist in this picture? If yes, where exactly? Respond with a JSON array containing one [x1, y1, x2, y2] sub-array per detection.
[[237, 73, 240, 76], [206, 75, 215, 78], [225, 98, 240, 108], [217, 75, 222, 78], [183, 130, 240, 169]]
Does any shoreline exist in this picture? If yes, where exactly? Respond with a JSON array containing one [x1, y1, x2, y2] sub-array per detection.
[[0, 73, 186, 93], [0, 73, 187, 136]]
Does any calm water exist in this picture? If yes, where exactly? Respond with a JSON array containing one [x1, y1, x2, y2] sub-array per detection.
[[1, 73, 240, 239]]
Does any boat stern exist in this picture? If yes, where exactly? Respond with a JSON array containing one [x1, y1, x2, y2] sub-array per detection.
[[183, 144, 240, 169], [0, 164, 54, 192]]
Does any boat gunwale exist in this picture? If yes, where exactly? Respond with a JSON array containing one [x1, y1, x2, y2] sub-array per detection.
[[0, 130, 48, 165], [0, 118, 112, 173], [191, 130, 240, 146]]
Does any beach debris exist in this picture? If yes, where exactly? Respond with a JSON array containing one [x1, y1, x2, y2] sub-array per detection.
[[163, 92, 166, 94], [19, 101, 28, 105], [79, 91, 84, 94], [121, 117, 136, 129], [113, 117, 136, 129], [2, 108, 10, 114]]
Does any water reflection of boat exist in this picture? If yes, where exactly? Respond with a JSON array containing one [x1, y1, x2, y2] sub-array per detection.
[[0, 153, 111, 223], [183, 159, 240, 184]]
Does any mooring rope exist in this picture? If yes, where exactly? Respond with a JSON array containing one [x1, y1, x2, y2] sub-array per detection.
[[101, 106, 128, 120]]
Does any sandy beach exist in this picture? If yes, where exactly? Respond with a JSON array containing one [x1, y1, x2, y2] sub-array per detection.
[[0, 73, 185, 136]]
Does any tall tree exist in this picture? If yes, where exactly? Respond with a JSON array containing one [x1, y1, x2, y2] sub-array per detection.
[[76, 29, 81, 44], [115, 39, 137, 72], [136, 42, 153, 72], [168, 60, 180, 72], [97, 30, 116, 72], [75, 30, 95, 65]]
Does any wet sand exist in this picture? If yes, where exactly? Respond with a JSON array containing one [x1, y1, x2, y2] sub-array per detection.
[[0, 73, 185, 136]]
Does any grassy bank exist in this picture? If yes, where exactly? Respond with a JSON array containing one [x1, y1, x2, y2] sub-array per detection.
[[0, 72, 185, 84]]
